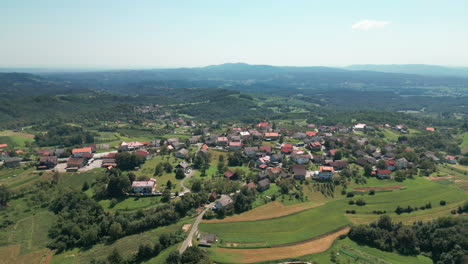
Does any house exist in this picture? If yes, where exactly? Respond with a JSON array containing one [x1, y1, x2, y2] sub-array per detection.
[[38, 156, 58, 170], [318, 166, 334, 180], [214, 196, 233, 209], [292, 164, 307, 180], [259, 146, 272, 154], [66, 157, 86, 171], [229, 142, 242, 151], [208, 192, 217, 202], [119, 141, 143, 151], [256, 156, 270, 166], [244, 147, 258, 156], [306, 131, 317, 137], [171, 142, 185, 150], [445, 155, 457, 164], [396, 158, 409, 169], [4, 157, 21, 168], [176, 161, 190, 173], [97, 144, 110, 149], [175, 148, 189, 159], [424, 151, 440, 162], [309, 141, 322, 151], [132, 179, 156, 194], [101, 159, 117, 168], [281, 144, 293, 154], [329, 160, 348, 171], [256, 122, 271, 130], [189, 136, 201, 144], [354, 123, 367, 131], [329, 149, 337, 157], [246, 182, 256, 190], [136, 150, 152, 159], [199, 233, 217, 247], [377, 169, 392, 179], [291, 154, 311, 165], [150, 140, 161, 147], [84, 144, 97, 153], [270, 153, 283, 163], [224, 170, 238, 180], [217, 137, 229, 145], [264, 132, 279, 141], [385, 159, 397, 171], [0, 144, 8, 149], [72, 147, 92, 158], [426, 127, 436, 132], [257, 178, 271, 192]]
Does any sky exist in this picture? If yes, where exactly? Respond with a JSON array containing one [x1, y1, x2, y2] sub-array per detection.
[[2, 0, 468, 69]]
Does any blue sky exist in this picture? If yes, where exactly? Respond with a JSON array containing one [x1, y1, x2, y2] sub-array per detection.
[[2, 0, 468, 68]]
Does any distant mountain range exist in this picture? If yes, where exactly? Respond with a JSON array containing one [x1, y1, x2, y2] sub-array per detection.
[[343, 64, 468, 78]]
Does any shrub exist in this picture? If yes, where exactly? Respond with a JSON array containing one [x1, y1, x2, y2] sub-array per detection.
[[348, 200, 355, 205], [346, 192, 355, 198], [440, 200, 446, 206], [356, 198, 366, 206], [369, 190, 375, 195]]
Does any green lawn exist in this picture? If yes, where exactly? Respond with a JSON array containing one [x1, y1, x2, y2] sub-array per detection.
[[58, 169, 105, 190], [99, 196, 163, 211], [460, 132, 468, 153], [199, 201, 350, 247], [135, 154, 184, 192]]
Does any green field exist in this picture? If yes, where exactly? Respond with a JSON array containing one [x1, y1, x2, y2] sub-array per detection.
[[135, 154, 185, 192], [460, 132, 468, 153], [0, 135, 34, 147], [200, 202, 350, 247]]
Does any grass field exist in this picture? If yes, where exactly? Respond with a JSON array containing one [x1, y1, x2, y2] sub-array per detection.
[[459, 132, 468, 153], [0, 136, 34, 147], [199, 202, 350, 247]]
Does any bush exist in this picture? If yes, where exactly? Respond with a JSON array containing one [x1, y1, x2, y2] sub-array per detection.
[[348, 200, 355, 205], [440, 200, 446, 206], [369, 190, 375, 195], [356, 198, 366, 206], [346, 192, 355, 198]]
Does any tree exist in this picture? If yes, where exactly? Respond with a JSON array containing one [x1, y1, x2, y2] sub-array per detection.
[[334, 151, 342, 160], [109, 222, 122, 240], [162, 189, 171, 202], [0, 185, 11, 206], [180, 246, 211, 264], [107, 248, 125, 264], [107, 174, 131, 197], [175, 168, 185, 180], [166, 180, 173, 189], [377, 215, 393, 231], [115, 152, 145, 170], [81, 181, 90, 192], [364, 164, 373, 177], [377, 159, 387, 170], [191, 179, 202, 192], [166, 250, 181, 264], [82, 228, 98, 247]]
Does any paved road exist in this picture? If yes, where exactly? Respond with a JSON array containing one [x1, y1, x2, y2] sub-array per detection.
[[179, 202, 214, 254]]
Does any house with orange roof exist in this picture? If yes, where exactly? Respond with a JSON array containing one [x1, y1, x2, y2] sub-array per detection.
[[318, 166, 334, 179], [72, 147, 92, 158]]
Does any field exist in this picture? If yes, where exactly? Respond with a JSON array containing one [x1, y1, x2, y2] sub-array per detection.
[[134, 154, 185, 192], [210, 227, 350, 263], [202, 175, 467, 262], [199, 202, 350, 247], [459, 132, 468, 153]]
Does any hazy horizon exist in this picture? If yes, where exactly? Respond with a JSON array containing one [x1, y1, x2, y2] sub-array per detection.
[[2, 0, 468, 68]]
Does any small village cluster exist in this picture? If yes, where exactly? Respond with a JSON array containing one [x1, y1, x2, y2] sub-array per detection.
[[1, 120, 458, 204]]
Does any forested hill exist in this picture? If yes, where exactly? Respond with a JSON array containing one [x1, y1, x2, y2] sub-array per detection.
[[0, 72, 87, 99], [41, 63, 468, 93]]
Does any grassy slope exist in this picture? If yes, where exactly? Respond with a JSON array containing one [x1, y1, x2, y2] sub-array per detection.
[[199, 202, 350, 247]]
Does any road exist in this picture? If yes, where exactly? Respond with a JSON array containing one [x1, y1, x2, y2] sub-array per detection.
[[179, 143, 202, 194], [179, 201, 215, 254]]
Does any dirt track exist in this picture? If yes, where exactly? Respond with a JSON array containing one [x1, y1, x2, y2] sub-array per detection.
[[216, 227, 350, 263], [202, 201, 323, 223]]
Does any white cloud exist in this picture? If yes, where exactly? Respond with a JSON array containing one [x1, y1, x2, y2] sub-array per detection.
[[352, 19, 391, 30]]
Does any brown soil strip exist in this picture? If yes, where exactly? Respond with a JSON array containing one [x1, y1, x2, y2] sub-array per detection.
[[182, 224, 192, 232], [353, 185, 404, 191], [202, 201, 323, 223], [216, 227, 350, 263], [427, 176, 454, 181]]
